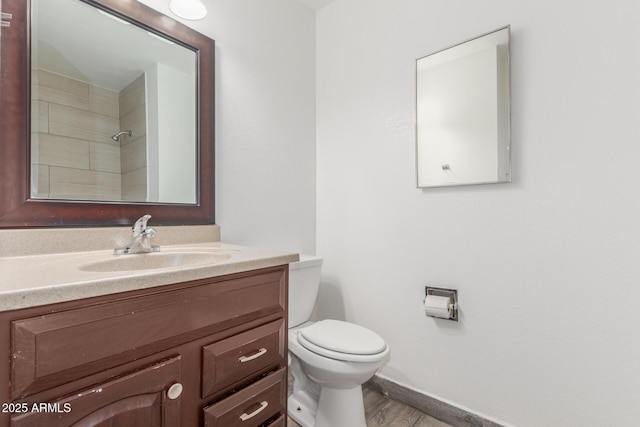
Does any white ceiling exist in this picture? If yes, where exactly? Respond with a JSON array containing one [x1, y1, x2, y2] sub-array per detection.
[[33, 0, 334, 90], [297, 0, 336, 12], [34, 0, 196, 91]]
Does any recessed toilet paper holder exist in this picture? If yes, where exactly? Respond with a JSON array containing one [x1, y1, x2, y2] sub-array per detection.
[[424, 287, 458, 321]]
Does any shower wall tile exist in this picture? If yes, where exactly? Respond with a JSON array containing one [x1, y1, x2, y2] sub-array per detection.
[[37, 69, 90, 111], [120, 136, 147, 174], [49, 103, 119, 145], [49, 167, 121, 201], [31, 69, 39, 101], [120, 74, 147, 201], [90, 142, 122, 174], [33, 100, 49, 134], [37, 133, 90, 170], [120, 104, 147, 140], [33, 68, 123, 200], [122, 167, 147, 201], [31, 165, 50, 199], [31, 69, 149, 201], [31, 133, 40, 164], [122, 166, 147, 192], [89, 86, 120, 119], [122, 185, 147, 202], [119, 74, 145, 118]]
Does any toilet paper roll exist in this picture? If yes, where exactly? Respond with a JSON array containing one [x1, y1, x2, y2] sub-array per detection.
[[424, 295, 451, 319]]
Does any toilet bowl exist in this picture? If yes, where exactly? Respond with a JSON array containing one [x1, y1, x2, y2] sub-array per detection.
[[288, 256, 390, 427]]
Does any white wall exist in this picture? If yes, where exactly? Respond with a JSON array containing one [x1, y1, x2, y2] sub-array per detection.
[[147, 62, 197, 204], [139, 0, 317, 253], [316, 1, 640, 426]]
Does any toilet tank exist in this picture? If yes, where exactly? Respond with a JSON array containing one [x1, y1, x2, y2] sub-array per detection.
[[288, 255, 323, 328]]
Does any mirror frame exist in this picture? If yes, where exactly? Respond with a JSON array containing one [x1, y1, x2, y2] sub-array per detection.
[[0, 0, 215, 228]]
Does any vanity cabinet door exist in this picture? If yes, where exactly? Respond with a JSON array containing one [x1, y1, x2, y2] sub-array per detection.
[[10, 356, 182, 427]]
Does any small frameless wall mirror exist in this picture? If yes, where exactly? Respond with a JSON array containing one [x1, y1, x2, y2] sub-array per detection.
[[416, 26, 511, 188], [30, 0, 197, 204]]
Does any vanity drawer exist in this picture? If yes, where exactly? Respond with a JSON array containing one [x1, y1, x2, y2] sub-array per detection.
[[267, 414, 286, 426], [202, 318, 285, 399], [203, 368, 286, 427], [11, 269, 286, 399]]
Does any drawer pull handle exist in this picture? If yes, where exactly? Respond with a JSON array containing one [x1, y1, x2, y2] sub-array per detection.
[[238, 347, 267, 363], [239, 401, 268, 421], [1, 11, 11, 27], [167, 382, 183, 400]]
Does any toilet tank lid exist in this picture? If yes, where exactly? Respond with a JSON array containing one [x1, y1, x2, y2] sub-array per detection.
[[289, 254, 323, 270]]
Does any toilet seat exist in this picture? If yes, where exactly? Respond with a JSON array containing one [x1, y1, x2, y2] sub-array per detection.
[[297, 319, 388, 362]]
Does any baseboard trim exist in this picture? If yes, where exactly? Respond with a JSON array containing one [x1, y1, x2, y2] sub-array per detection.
[[365, 375, 505, 427]]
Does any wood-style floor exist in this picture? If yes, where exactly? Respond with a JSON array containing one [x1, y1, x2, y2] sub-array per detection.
[[286, 384, 452, 427]]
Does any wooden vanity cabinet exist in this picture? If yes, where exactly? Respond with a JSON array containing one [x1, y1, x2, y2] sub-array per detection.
[[10, 356, 183, 427], [0, 265, 289, 427]]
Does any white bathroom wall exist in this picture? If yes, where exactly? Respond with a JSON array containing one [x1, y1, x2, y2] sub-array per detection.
[[151, 62, 197, 204], [316, 1, 640, 426], [138, 0, 317, 253]]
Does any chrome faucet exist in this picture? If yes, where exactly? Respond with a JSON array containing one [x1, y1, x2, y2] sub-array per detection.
[[114, 215, 160, 255]]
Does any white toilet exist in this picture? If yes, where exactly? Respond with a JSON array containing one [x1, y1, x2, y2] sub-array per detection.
[[288, 255, 390, 427]]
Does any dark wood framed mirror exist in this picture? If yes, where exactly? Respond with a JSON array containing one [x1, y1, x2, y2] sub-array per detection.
[[0, 0, 215, 228]]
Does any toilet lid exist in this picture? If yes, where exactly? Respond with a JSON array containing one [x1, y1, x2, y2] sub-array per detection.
[[298, 319, 387, 355]]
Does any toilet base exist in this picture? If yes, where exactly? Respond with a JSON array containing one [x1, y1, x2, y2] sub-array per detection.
[[315, 385, 366, 427], [288, 386, 366, 427], [288, 352, 319, 427], [288, 354, 367, 427], [288, 394, 317, 427]]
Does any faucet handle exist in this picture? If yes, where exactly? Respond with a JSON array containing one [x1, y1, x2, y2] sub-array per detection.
[[132, 214, 152, 237], [114, 215, 159, 255]]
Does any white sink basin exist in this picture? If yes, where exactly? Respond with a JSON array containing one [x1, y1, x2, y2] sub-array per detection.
[[79, 250, 231, 273]]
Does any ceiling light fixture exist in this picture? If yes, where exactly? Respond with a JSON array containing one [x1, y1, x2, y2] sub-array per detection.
[[168, 0, 207, 20]]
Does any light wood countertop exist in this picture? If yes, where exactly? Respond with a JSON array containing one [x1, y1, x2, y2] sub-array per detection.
[[0, 241, 298, 310]]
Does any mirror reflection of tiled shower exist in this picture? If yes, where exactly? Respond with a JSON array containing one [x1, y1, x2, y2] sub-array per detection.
[[119, 74, 148, 202], [30, 69, 147, 202]]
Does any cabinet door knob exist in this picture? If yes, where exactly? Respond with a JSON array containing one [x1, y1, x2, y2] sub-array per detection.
[[167, 382, 183, 400], [238, 347, 267, 363], [239, 401, 268, 421]]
